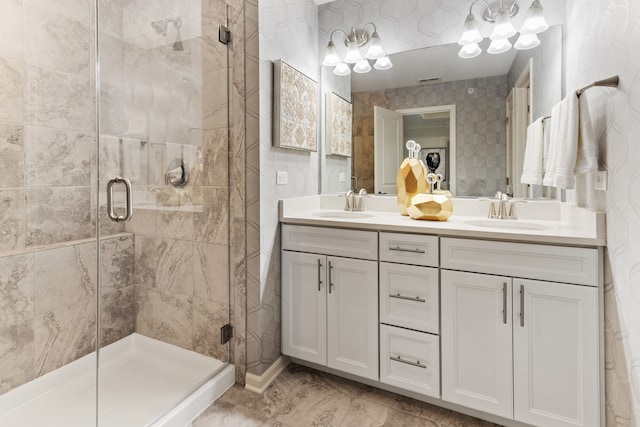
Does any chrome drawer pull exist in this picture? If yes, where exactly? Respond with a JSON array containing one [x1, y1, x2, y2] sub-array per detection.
[[389, 293, 426, 303], [389, 246, 426, 254], [390, 355, 427, 369]]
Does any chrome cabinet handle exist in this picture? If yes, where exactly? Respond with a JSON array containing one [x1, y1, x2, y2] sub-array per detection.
[[390, 355, 426, 369], [389, 293, 426, 303], [520, 284, 525, 327], [106, 177, 133, 222], [328, 261, 334, 294], [503, 282, 507, 324], [389, 246, 425, 254], [317, 259, 323, 292]]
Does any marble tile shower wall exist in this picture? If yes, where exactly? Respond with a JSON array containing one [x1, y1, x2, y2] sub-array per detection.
[[352, 76, 508, 197]]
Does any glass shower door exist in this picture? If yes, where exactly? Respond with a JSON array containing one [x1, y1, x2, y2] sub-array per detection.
[[0, 0, 99, 425], [96, 0, 231, 425]]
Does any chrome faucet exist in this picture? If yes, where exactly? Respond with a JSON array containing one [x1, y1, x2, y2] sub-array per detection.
[[341, 189, 368, 212], [343, 190, 355, 211]]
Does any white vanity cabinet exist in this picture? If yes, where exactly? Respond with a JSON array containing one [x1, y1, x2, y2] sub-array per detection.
[[281, 225, 379, 381], [378, 233, 441, 398], [441, 238, 601, 427]]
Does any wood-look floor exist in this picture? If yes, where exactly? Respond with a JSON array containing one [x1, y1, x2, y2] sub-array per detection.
[[194, 363, 501, 426]]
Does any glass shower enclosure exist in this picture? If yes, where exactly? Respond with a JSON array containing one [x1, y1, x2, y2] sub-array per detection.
[[0, 0, 232, 425]]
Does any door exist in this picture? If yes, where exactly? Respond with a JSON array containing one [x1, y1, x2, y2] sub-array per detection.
[[513, 279, 600, 427], [374, 106, 403, 194], [441, 270, 513, 419], [327, 256, 378, 380], [281, 251, 327, 365]]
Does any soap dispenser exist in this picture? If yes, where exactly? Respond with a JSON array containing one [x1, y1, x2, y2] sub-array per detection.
[[396, 140, 429, 216]]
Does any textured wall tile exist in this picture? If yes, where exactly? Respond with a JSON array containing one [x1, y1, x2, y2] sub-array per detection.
[[101, 286, 135, 347], [0, 124, 24, 188], [25, 186, 93, 246], [25, 65, 93, 131], [100, 234, 134, 290], [0, 0, 23, 60], [23, 7, 91, 75], [192, 297, 229, 361], [193, 242, 229, 304], [155, 238, 194, 296], [0, 189, 26, 252], [0, 320, 35, 395], [0, 57, 25, 124], [193, 187, 229, 244], [0, 254, 34, 329], [24, 126, 93, 187], [34, 297, 96, 377], [34, 243, 96, 315], [136, 286, 192, 351], [134, 235, 156, 288]]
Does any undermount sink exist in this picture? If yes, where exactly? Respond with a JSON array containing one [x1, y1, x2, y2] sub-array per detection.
[[464, 219, 550, 231], [313, 211, 374, 219]]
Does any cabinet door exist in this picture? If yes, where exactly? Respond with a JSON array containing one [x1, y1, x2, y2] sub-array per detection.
[[441, 270, 513, 419], [327, 256, 379, 380], [281, 251, 327, 365], [513, 279, 599, 427]]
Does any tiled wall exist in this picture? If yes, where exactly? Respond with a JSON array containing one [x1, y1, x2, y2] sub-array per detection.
[[352, 76, 509, 197], [563, 0, 640, 423]]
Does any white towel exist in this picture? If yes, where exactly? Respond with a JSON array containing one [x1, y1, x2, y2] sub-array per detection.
[[544, 93, 580, 189], [521, 117, 545, 185], [121, 137, 141, 182], [543, 103, 562, 187], [542, 118, 551, 172], [575, 95, 599, 175]]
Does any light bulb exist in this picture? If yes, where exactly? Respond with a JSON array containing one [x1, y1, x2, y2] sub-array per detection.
[[488, 38, 512, 54], [333, 62, 351, 76], [322, 41, 341, 67], [365, 31, 385, 59], [458, 43, 482, 59], [520, 0, 549, 34], [373, 56, 393, 70], [353, 58, 372, 73], [490, 10, 517, 40], [458, 14, 483, 45], [343, 39, 363, 64], [514, 33, 540, 50]]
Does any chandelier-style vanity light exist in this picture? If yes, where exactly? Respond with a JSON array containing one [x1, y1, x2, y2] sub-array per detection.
[[457, 0, 549, 59], [322, 22, 392, 76]]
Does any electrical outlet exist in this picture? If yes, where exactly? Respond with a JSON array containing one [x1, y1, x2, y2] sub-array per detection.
[[339, 173, 346, 182], [276, 171, 288, 185], [594, 171, 607, 191]]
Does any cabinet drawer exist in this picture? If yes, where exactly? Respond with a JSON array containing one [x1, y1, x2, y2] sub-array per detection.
[[282, 224, 377, 261], [379, 233, 438, 267], [441, 238, 599, 286], [380, 324, 440, 398], [380, 263, 439, 334]]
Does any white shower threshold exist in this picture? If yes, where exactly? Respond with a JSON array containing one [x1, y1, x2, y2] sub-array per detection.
[[0, 333, 235, 427]]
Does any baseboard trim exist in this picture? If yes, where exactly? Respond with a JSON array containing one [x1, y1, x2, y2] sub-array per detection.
[[244, 356, 290, 394]]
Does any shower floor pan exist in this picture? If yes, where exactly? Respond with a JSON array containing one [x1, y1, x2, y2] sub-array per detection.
[[0, 333, 234, 427]]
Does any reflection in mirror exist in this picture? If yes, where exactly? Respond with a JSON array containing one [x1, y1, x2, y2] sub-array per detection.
[[322, 25, 563, 198]]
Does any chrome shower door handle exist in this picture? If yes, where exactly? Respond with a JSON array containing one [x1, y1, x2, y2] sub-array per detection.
[[106, 177, 133, 222]]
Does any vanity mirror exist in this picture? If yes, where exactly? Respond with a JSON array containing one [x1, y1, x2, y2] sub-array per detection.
[[319, 23, 563, 198]]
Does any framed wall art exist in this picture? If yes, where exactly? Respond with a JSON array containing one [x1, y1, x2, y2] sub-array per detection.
[[325, 92, 352, 157], [421, 147, 447, 180], [273, 59, 318, 151]]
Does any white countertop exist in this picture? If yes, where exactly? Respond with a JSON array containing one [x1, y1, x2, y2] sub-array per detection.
[[279, 195, 606, 247]]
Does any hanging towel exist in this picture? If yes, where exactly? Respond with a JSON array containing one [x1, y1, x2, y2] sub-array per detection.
[[575, 95, 600, 175], [542, 118, 552, 173], [543, 103, 562, 187], [121, 137, 141, 182], [545, 93, 580, 189], [521, 117, 545, 185]]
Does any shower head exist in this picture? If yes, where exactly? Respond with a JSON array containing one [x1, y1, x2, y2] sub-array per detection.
[[150, 17, 184, 51]]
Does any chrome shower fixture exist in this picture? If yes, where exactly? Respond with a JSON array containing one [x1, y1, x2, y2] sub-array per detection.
[[151, 17, 184, 51]]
